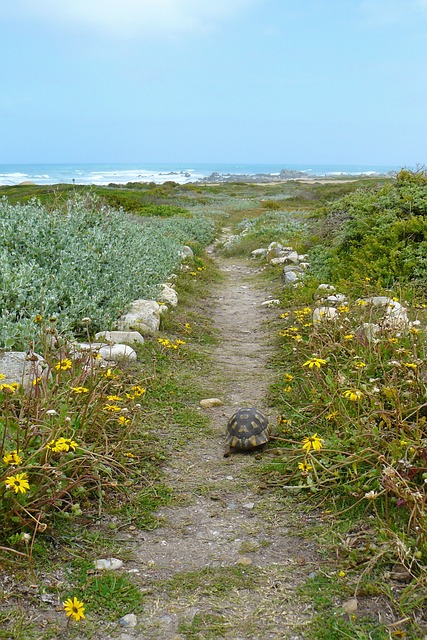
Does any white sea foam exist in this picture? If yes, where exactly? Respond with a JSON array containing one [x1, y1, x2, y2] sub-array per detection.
[[0, 163, 402, 186]]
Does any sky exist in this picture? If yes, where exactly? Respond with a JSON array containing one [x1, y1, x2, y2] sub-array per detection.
[[1, 0, 427, 165]]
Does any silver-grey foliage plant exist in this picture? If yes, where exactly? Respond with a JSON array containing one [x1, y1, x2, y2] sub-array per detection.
[[0, 195, 214, 349]]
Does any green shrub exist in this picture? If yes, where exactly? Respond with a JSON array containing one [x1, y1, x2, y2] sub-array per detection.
[[0, 194, 214, 348]]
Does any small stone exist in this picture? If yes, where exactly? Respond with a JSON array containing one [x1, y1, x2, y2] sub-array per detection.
[[308, 571, 317, 579], [98, 344, 137, 362], [199, 398, 223, 408], [95, 330, 145, 344], [94, 557, 123, 571], [251, 248, 267, 258], [342, 597, 358, 615], [237, 557, 253, 566], [119, 613, 138, 628], [242, 502, 255, 510], [261, 299, 280, 307]]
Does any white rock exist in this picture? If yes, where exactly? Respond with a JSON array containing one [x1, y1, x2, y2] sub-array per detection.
[[95, 331, 145, 345], [326, 294, 347, 304], [269, 256, 289, 266], [119, 613, 138, 628], [118, 300, 161, 334], [95, 557, 123, 571], [266, 242, 283, 261], [356, 322, 380, 341], [98, 344, 137, 362], [362, 297, 411, 328], [317, 284, 336, 292], [0, 352, 48, 391], [281, 250, 300, 264], [283, 264, 304, 273], [261, 299, 280, 307], [179, 245, 194, 260], [251, 248, 267, 258], [313, 307, 338, 323], [283, 271, 300, 285], [299, 262, 310, 270], [157, 284, 178, 307]]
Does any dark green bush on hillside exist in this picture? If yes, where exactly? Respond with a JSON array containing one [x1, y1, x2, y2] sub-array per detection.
[[309, 170, 427, 290]]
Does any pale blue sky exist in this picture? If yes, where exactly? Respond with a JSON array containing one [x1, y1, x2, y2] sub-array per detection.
[[2, 0, 427, 165]]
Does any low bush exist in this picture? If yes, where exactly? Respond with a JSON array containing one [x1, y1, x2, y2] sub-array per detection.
[[0, 194, 214, 349]]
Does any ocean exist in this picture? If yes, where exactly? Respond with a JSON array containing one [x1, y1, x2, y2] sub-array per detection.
[[0, 162, 405, 187]]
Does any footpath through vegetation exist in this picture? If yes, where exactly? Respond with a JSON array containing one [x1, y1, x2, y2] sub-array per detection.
[[1, 172, 427, 639]]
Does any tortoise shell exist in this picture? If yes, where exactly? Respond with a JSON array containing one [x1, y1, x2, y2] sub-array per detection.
[[224, 407, 271, 456]]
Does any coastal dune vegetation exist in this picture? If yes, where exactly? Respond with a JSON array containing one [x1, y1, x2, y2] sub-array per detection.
[[1, 171, 427, 637], [0, 193, 214, 349]]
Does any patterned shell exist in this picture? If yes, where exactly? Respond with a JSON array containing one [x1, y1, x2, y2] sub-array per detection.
[[225, 407, 271, 451]]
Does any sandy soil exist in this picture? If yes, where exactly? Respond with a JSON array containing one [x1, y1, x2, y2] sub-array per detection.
[[118, 245, 322, 639]]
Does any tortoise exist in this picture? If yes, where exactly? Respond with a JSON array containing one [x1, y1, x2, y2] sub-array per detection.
[[224, 407, 271, 457]]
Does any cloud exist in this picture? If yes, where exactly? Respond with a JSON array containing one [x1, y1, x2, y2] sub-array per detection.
[[10, 0, 256, 38]]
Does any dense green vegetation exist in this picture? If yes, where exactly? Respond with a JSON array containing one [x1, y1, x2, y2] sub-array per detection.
[[3, 172, 427, 637], [309, 169, 427, 294], [0, 193, 214, 349]]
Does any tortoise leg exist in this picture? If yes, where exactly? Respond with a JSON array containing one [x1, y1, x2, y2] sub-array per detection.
[[223, 445, 232, 458]]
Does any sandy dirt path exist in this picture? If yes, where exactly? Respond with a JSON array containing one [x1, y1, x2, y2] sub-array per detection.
[[120, 249, 321, 640]]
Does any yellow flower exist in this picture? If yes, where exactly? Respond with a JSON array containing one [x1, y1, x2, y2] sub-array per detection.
[[5, 472, 30, 494], [32, 377, 42, 386], [47, 437, 78, 452], [338, 571, 346, 578], [107, 395, 123, 402], [303, 358, 327, 369], [344, 334, 354, 341], [3, 450, 23, 465], [283, 386, 292, 393], [0, 374, 5, 381], [54, 359, 72, 371], [280, 312, 289, 319], [131, 385, 146, 397], [117, 415, 131, 425], [301, 433, 324, 452], [326, 411, 339, 421], [400, 439, 408, 446], [337, 305, 349, 313], [71, 386, 89, 394], [284, 373, 294, 381], [175, 339, 186, 346], [354, 361, 367, 369], [63, 597, 85, 622], [404, 362, 417, 370], [356, 299, 368, 306], [103, 368, 117, 379], [0, 382, 19, 394], [55, 437, 78, 452], [298, 461, 313, 473], [124, 452, 135, 458], [34, 314, 44, 323], [103, 404, 121, 412], [342, 389, 364, 401]]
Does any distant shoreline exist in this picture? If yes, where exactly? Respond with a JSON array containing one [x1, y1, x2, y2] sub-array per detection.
[[0, 163, 402, 187]]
